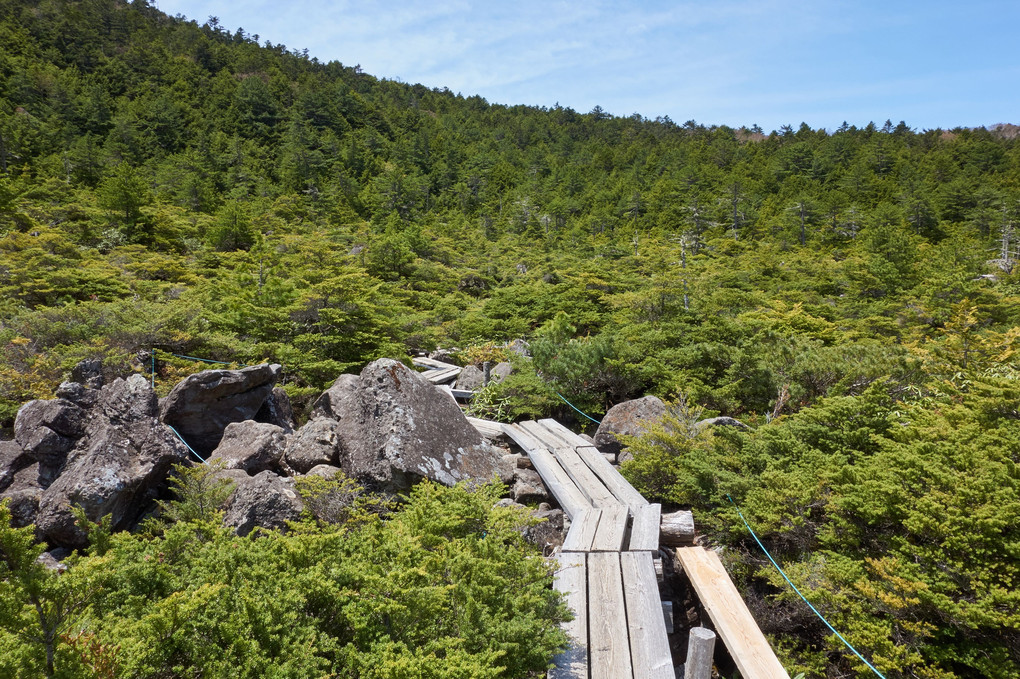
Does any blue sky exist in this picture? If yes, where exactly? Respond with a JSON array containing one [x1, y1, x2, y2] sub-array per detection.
[[154, 0, 1019, 133]]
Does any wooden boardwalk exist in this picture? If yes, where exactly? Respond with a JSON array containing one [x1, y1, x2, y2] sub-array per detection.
[[503, 417, 790, 679]]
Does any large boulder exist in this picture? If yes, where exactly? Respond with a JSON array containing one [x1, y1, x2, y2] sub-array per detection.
[[313, 359, 501, 492], [2, 463, 43, 528], [695, 416, 751, 431], [159, 364, 282, 455], [255, 387, 296, 433], [207, 421, 288, 475], [35, 375, 190, 549], [594, 395, 667, 462], [285, 418, 342, 473], [455, 365, 485, 391], [222, 470, 303, 537], [14, 398, 87, 485], [0, 440, 32, 494]]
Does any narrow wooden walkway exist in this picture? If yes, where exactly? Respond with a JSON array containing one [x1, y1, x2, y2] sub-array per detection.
[[502, 417, 790, 679], [504, 419, 672, 679]]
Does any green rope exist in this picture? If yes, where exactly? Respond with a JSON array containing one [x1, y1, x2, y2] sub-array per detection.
[[555, 392, 601, 425], [727, 494, 887, 679], [166, 424, 206, 463]]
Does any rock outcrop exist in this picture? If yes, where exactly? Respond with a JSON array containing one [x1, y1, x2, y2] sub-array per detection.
[[312, 359, 501, 491], [14, 397, 87, 486], [222, 470, 303, 537], [593, 395, 667, 462], [285, 418, 342, 473], [35, 375, 190, 548], [207, 421, 288, 475], [695, 416, 751, 431], [159, 364, 282, 455]]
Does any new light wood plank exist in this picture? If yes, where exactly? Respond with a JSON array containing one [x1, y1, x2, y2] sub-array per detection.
[[621, 551, 675, 679], [519, 422, 620, 509], [676, 547, 790, 679], [562, 508, 602, 552], [522, 447, 591, 518], [550, 552, 588, 679], [591, 504, 630, 552], [628, 503, 661, 551], [588, 552, 633, 679]]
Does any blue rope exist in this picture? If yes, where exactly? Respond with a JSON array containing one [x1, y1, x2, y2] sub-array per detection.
[[555, 392, 601, 425], [159, 350, 245, 367], [166, 424, 206, 464], [727, 495, 887, 679]]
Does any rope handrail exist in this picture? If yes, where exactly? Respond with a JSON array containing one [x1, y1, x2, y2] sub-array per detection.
[[727, 494, 887, 679], [555, 391, 602, 425]]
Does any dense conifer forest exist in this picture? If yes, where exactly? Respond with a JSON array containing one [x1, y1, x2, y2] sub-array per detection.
[[1, 0, 1018, 676]]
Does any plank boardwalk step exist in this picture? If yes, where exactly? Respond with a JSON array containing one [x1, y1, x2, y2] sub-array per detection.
[[627, 503, 661, 552], [588, 552, 633, 679], [424, 366, 461, 383], [550, 552, 588, 679], [465, 416, 503, 439], [621, 551, 674, 679], [412, 356, 459, 370], [677, 546, 790, 679]]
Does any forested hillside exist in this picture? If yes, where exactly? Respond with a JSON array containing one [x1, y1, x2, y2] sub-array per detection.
[[1, 1, 1018, 677]]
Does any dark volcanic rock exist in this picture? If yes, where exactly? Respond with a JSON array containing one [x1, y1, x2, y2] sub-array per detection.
[[285, 418, 341, 474], [0, 440, 32, 494], [222, 470, 303, 537], [314, 359, 501, 492], [71, 358, 104, 389], [594, 395, 666, 462], [455, 365, 484, 391], [512, 468, 550, 505], [159, 364, 282, 455], [35, 375, 190, 549], [55, 381, 99, 409], [14, 398, 87, 480], [3, 463, 43, 528], [207, 421, 288, 475], [255, 387, 296, 433]]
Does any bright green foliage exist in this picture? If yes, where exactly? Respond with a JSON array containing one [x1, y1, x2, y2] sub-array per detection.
[[1, 484, 567, 678]]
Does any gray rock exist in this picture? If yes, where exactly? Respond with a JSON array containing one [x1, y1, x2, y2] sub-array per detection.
[[593, 395, 666, 460], [55, 381, 99, 409], [455, 365, 484, 391], [71, 358, 104, 389], [512, 468, 550, 505], [14, 398, 87, 478], [35, 375, 190, 549], [222, 470, 303, 537], [490, 362, 512, 382], [523, 506, 564, 552], [285, 418, 341, 474], [0, 439, 32, 494], [305, 464, 344, 478], [207, 421, 288, 475], [3, 463, 43, 528], [505, 339, 530, 357], [310, 373, 359, 420], [695, 416, 751, 431], [159, 364, 282, 455], [255, 387, 296, 433], [315, 359, 501, 492]]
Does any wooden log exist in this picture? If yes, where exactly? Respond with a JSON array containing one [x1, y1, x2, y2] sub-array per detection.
[[591, 504, 629, 552], [621, 551, 675, 679], [588, 552, 633, 679], [676, 547, 790, 679], [562, 508, 601, 552], [550, 552, 588, 679], [661, 509, 696, 546], [684, 627, 716, 679], [628, 503, 661, 551]]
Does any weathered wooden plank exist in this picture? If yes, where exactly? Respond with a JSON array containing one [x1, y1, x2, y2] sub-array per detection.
[[451, 388, 475, 400], [500, 423, 548, 453], [520, 446, 591, 518], [628, 503, 661, 551], [465, 416, 503, 439], [621, 551, 675, 679], [550, 552, 588, 679], [424, 366, 461, 384], [562, 508, 602, 552], [588, 552, 633, 679], [519, 421, 620, 509], [676, 547, 790, 679], [575, 445, 649, 510], [535, 420, 650, 510], [412, 356, 459, 370], [591, 504, 630, 552]]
